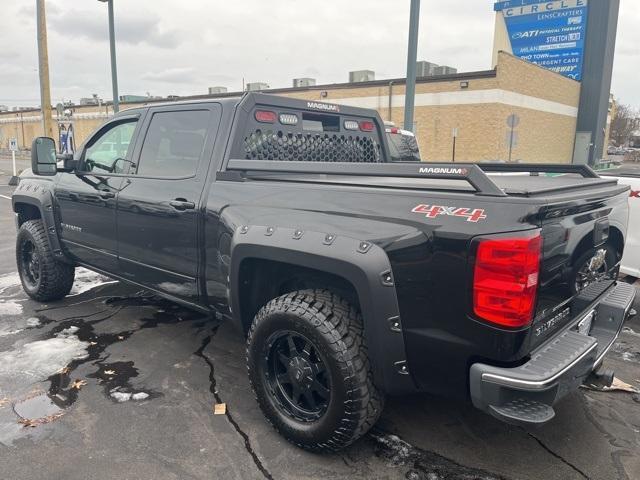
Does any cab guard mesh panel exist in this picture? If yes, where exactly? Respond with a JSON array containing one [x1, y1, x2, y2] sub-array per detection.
[[243, 129, 382, 163]]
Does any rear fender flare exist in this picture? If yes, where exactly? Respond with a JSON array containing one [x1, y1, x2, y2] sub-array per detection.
[[229, 224, 416, 394]]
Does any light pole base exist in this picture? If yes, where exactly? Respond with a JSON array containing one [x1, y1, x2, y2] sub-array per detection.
[[8, 176, 19, 186]]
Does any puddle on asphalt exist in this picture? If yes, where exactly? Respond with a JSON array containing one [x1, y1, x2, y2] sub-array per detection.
[[0, 270, 209, 446], [13, 392, 65, 427], [87, 361, 159, 403]]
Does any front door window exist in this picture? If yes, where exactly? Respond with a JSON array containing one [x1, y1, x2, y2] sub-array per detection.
[[83, 121, 137, 174]]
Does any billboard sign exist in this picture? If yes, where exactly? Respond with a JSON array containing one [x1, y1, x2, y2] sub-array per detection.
[[494, 0, 589, 80]]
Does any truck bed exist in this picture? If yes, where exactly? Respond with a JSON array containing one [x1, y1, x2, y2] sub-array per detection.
[[238, 170, 627, 201]]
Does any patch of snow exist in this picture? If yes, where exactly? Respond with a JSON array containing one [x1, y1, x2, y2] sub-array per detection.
[[0, 331, 89, 399], [621, 351, 639, 363], [131, 392, 149, 401], [68, 268, 117, 296], [371, 433, 413, 466], [622, 327, 640, 338], [0, 272, 20, 293], [0, 273, 24, 317], [26, 317, 40, 327], [0, 300, 23, 316], [0, 317, 42, 338], [110, 391, 132, 403], [0, 328, 24, 337], [57, 326, 79, 337]]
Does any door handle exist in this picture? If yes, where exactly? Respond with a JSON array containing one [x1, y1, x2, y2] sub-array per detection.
[[99, 191, 115, 199], [169, 199, 196, 210]]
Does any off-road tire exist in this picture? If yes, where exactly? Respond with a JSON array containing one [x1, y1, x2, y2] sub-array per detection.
[[246, 289, 384, 452], [16, 219, 75, 302]]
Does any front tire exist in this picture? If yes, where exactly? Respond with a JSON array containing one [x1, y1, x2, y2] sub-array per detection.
[[246, 289, 384, 452], [16, 219, 75, 302]]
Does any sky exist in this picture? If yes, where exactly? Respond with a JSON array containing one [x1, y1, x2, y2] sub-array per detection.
[[0, 0, 638, 109]]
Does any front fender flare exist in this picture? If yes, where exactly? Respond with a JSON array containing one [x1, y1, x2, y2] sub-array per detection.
[[12, 181, 66, 261], [229, 224, 416, 395]]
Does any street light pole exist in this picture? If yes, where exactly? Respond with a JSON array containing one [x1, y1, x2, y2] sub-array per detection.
[[99, 0, 119, 113], [403, 0, 420, 133]]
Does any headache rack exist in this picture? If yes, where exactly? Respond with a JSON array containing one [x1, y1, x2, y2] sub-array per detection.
[[221, 160, 605, 198]]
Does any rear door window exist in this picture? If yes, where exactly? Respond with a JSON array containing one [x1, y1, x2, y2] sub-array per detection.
[[136, 110, 210, 178]]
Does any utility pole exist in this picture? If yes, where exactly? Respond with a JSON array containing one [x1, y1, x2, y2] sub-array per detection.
[[98, 0, 119, 112], [36, 0, 55, 139], [403, 0, 420, 133]]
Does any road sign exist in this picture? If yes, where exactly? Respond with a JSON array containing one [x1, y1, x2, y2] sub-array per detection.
[[506, 114, 520, 128], [8, 137, 19, 185]]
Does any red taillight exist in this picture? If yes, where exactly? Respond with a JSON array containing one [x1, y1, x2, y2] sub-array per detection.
[[255, 110, 277, 123], [473, 232, 542, 328], [359, 121, 375, 132]]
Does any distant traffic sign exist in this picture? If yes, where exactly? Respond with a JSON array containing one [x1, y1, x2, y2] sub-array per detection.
[[9, 138, 18, 151]]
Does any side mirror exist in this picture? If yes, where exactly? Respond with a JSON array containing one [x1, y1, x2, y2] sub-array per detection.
[[31, 137, 57, 176], [56, 153, 77, 172]]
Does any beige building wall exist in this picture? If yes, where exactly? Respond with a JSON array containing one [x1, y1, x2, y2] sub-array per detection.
[[0, 52, 580, 164], [280, 52, 579, 163], [491, 12, 513, 67]]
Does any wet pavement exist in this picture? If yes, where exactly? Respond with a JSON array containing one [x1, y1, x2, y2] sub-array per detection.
[[1, 175, 639, 480]]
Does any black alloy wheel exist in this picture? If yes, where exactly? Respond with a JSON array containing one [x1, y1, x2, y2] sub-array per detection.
[[264, 331, 331, 422], [19, 238, 41, 289]]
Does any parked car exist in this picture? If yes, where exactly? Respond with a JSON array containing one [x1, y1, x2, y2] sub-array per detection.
[[384, 121, 421, 162], [600, 167, 640, 279], [13, 93, 635, 451]]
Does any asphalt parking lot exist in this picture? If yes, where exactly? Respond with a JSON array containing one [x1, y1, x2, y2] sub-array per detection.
[[0, 173, 639, 480]]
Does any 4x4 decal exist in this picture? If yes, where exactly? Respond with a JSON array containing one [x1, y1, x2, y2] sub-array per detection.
[[412, 204, 487, 223]]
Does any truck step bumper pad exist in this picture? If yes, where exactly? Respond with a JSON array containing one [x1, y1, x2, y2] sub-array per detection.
[[489, 398, 555, 426], [469, 281, 636, 426]]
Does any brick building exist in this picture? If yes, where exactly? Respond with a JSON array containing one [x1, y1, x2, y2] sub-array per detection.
[[0, 52, 582, 164]]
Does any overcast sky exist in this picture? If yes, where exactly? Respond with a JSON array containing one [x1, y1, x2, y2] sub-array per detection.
[[0, 0, 638, 108]]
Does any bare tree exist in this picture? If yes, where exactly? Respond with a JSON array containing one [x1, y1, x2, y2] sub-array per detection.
[[610, 103, 638, 147]]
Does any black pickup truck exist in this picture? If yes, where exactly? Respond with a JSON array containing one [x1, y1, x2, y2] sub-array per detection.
[[12, 93, 636, 451]]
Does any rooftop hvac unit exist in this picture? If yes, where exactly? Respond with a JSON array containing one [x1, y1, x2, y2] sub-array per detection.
[[349, 70, 375, 83], [208, 86, 228, 95], [293, 78, 316, 88], [433, 66, 457, 76], [416, 61, 439, 77], [246, 82, 270, 91]]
